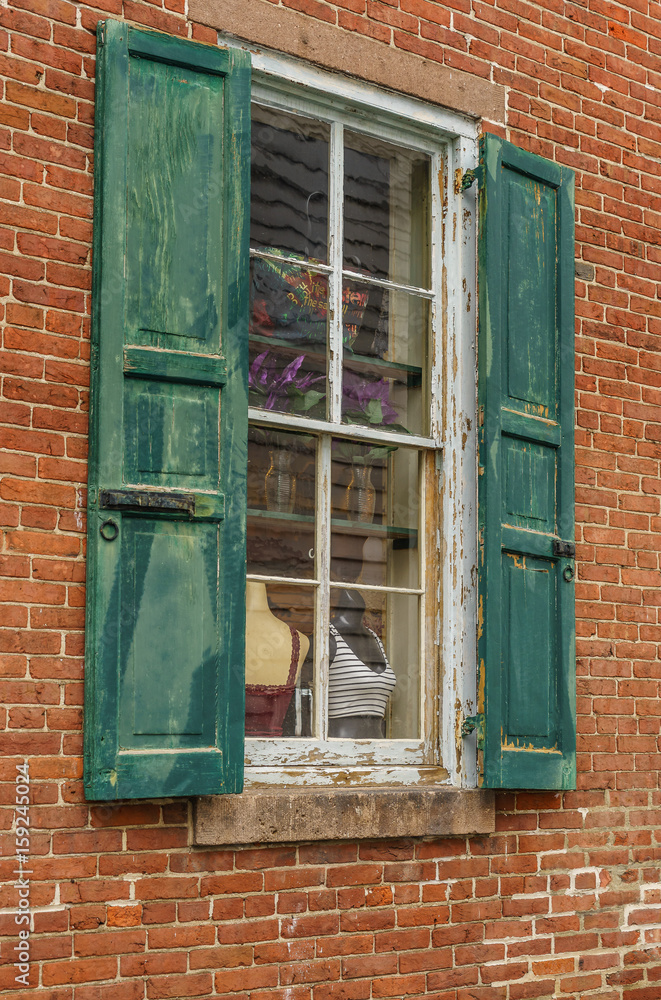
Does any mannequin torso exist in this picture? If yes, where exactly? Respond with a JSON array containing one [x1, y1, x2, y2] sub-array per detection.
[[328, 590, 395, 739], [245, 581, 309, 686], [328, 605, 387, 673]]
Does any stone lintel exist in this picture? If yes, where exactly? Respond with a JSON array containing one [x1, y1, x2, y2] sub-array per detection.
[[194, 787, 495, 845], [189, 0, 506, 124]]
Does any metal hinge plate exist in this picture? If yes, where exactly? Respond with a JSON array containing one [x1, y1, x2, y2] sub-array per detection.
[[552, 539, 575, 559], [454, 167, 482, 195], [100, 488, 195, 516], [461, 713, 485, 750]]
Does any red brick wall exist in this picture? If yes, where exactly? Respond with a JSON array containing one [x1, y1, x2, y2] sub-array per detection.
[[2, 0, 661, 997]]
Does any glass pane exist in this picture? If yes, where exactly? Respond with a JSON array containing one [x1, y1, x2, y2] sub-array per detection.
[[249, 258, 328, 419], [250, 256, 330, 349], [344, 132, 431, 288], [330, 439, 419, 588], [342, 285, 429, 436], [247, 428, 316, 579], [329, 587, 419, 739], [245, 582, 315, 738], [251, 104, 329, 263]]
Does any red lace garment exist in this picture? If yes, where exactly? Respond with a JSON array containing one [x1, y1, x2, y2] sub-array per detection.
[[245, 627, 301, 737]]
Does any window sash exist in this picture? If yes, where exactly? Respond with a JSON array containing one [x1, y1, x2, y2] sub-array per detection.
[[246, 431, 428, 762], [243, 60, 478, 782]]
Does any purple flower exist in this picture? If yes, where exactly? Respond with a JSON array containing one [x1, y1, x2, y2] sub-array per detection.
[[342, 370, 399, 425], [249, 350, 402, 428], [249, 351, 325, 412]]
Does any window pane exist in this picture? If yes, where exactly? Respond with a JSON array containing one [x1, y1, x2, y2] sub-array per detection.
[[342, 284, 429, 436], [246, 582, 315, 738], [247, 428, 316, 579], [344, 132, 431, 288], [249, 258, 328, 419], [251, 105, 329, 263], [250, 256, 329, 348], [329, 587, 419, 739], [330, 439, 420, 588]]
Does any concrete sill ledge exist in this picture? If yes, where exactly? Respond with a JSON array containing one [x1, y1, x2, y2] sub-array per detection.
[[194, 787, 495, 845]]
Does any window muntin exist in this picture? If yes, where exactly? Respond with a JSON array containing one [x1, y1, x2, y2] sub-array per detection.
[[244, 85, 457, 775]]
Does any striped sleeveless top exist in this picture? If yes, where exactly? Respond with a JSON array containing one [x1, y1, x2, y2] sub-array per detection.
[[328, 624, 396, 719]]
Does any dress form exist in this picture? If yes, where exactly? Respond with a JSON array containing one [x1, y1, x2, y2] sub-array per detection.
[[245, 581, 309, 686], [329, 590, 387, 673], [328, 589, 389, 740]]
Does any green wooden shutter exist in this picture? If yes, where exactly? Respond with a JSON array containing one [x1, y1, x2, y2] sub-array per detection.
[[84, 21, 250, 800], [476, 134, 576, 790]]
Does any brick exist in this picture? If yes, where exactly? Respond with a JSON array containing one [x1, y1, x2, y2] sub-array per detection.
[[178, 901, 211, 922], [11, 35, 81, 75], [214, 967, 278, 993], [76, 984, 143, 1000], [122, 952, 187, 978], [315, 934, 373, 959], [107, 905, 142, 928], [326, 864, 383, 887], [146, 973, 213, 999], [265, 867, 325, 890], [216, 917, 277, 943], [281, 959, 341, 985], [281, 912, 340, 938], [133, 878, 199, 900], [73, 929, 145, 957], [148, 924, 216, 951], [16, 231, 88, 263], [200, 872, 263, 895], [190, 944, 253, 969], [371, 972, 426, 997], [314, 984, 371, 1000], [6, 81, 76, 119], [42, 956, 118, 986]]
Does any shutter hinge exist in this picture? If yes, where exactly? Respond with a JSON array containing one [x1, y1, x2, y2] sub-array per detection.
[[552, 539, 575, 558], [454, 167, 482, 195], [100, 488, 196, 516], [461, 713, 485, 749]]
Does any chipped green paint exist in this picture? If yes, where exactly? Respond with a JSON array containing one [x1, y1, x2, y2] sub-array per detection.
[[84, 21, 250, 801], [475, 135, 576, 790], [123, 347, 228, 387]]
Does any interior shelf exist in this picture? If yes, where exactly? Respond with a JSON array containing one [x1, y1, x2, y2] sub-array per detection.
[[247, 507, 418, 544], [249, 334, 423, 387]]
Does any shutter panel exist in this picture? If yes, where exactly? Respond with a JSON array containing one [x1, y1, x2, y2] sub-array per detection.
[[84, 21, 250, 800], [476, 135, 576, 790]]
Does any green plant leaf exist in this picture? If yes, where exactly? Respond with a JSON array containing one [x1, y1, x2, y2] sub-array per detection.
[[365, 399, 383, 424]]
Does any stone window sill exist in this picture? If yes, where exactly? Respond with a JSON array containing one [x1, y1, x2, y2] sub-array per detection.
[[194, 787, 495, 845]]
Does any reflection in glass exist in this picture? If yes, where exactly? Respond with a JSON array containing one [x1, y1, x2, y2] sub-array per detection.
[[344, 132, 431, 288], [251, 105, 329, 263], [248, 428, 316, 579], [331, 440, 420, 588], [245, 581, 315, 738], [249, 256, 328, 419], [342, 285, 429, 437], [329, 587, 419, 739], [250, 255, 329, 348], [249, 259, 369, 357]]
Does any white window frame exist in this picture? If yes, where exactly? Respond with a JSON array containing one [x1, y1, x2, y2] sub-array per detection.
[[237, 41, 479, 789]]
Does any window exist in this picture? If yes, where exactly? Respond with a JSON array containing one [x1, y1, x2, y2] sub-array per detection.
[[84, 20, 576, 803], [243, 72, 468, 784]]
